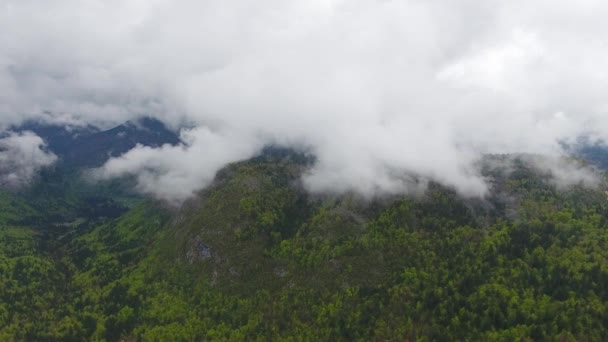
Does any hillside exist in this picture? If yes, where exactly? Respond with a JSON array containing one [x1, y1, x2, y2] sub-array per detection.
[[1, 150, 608, 340]]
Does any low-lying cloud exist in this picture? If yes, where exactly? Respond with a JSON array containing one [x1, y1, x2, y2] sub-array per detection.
[[93, 127, 263, 202], [2, 0, 608, 200], [0, 132, 57, 188]]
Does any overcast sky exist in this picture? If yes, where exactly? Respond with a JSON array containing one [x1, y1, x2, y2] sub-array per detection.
[[2, 0, 608, 200]]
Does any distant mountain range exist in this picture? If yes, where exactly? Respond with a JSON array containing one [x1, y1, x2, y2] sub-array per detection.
[[575, 142, 608, 170], [12, 117, 181, 168], [14, 117, 608, 174]]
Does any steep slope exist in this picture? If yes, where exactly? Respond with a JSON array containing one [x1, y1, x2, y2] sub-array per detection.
[[2, 152, 608, 340], [50, 154, 608, 341], [132, 155, 608, 340]]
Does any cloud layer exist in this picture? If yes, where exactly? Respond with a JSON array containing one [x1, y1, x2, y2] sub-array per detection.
[[2, 0, 608, 199]]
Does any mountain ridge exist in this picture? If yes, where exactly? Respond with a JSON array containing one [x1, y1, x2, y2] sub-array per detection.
[[12, 117, 181, 168]]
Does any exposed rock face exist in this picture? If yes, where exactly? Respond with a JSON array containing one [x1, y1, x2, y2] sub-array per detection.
[[186, 236, 213, 264]]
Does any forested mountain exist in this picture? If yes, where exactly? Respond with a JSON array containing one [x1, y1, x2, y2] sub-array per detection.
[[1, 133, 608, 340], [7, 0, 608, 340]]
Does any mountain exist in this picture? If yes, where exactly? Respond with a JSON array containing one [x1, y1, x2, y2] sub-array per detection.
[[14, 117, 181, 168], [1, 118, 180, 227], [0, 117, 180, 230], [576, 143, 608, 170], [1, 127, 608, 340]]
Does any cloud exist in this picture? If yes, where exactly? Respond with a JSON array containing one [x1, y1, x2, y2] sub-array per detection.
[[2, 0, 608, 200], [482, 154, 600, 190], [0, 132, 57, 188], [92, 127, 263, 202], [524, 155, 600, 190]]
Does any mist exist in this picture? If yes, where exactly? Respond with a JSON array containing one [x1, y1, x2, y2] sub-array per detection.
[[0, 131, 57, 188], [2, 0, 608, 200]]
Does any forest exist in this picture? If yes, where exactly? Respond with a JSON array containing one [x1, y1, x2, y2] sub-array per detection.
[[1, 153, 608, 340]]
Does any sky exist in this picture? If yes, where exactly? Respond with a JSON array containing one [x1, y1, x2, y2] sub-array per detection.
[[1, 0, 608, 200]]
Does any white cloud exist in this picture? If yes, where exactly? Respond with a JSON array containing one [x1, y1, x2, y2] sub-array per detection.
[[0, 132, 57, 187], [92, 127, 263, 202], [2, 0, 608, 200], [525, 155, 600, 190]]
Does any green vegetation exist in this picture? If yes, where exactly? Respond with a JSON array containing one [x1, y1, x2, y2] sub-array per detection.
[[2, 155, 608, 340]]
